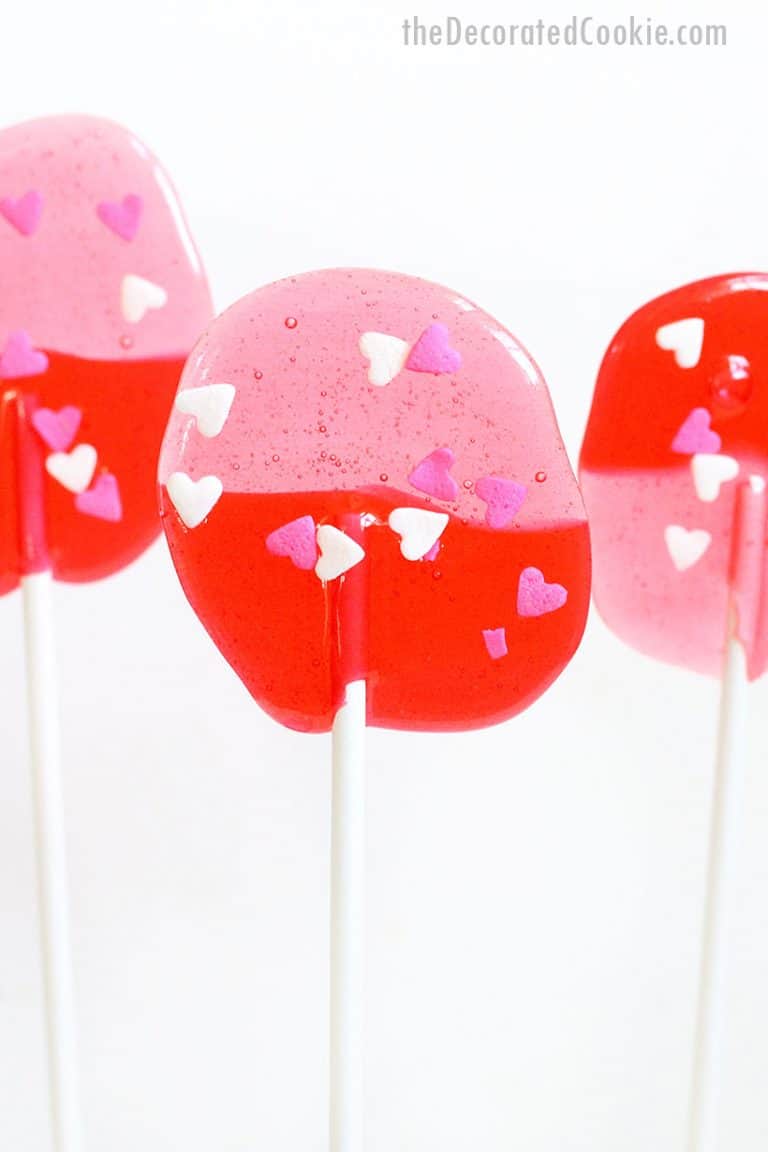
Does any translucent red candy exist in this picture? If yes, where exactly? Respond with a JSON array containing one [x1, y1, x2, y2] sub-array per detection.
[[159, 269, 590, 733], [580, 273, 768, 678], [0, 115, 211, 594]]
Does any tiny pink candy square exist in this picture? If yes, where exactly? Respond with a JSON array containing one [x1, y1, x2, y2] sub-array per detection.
[[483, 627, 508, 659]]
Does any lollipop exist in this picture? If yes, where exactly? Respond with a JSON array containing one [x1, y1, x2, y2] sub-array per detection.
[[0, 115, 211, 1151], [581, 274, 768, 679], [580, 274, 768, 1152], [159, 268, 590, 733], [0, 115, 211, 591], [159, 268, 590, 1147]]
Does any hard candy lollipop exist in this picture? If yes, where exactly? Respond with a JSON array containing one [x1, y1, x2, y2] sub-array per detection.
[[580, 274, 768, 1152], [0, 115, 211, 1152], [159, 268, 590, 1148], [0, 114, 211, 592], [581, 273, 768, 679], [159, 267, 590, 733]]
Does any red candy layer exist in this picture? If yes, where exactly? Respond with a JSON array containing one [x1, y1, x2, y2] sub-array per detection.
[[0, 351, 182, 594], [582, 275, 768, 471], [161, 489, 590, 733]]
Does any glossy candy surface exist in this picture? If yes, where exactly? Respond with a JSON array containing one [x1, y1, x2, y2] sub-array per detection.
[[580, 274, 768, 679], [160, 269, 590, 732], [0, 115, 212, 594]]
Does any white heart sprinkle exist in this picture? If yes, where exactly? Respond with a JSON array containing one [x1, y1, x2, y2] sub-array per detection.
[[315, 525, 365, 582], [46, 444, 97, 493], [388, 507, 449, 561], [691, 453, 739, 502], [750, 474, 767, 494], [655, 317, 705, 369], [359, 331, 410, 386], [665, 525, 712, 572], [166, 472, 223, 529], [175, 383, 236, 438], [121, 274, 168, 324]]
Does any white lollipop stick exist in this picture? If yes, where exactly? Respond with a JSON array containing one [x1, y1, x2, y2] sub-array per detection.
[[328, 512, 367, 1152], [23, 573, 83, 1152], [686, 626, 746, 1152], [13, 393, 83, 1152], [330, 679, 366, 1152], [686, 478, 764, 1152]]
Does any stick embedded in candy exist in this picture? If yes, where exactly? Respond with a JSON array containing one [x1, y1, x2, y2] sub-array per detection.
[[158, 267, 591, 1149], [580, 274, 768, 1152], [0, 115, 211, 1151]]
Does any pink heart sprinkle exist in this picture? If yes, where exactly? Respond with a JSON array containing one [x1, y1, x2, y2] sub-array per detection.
[[31, 405, 83, 452], [475, 475, 527, 529], [266, 515, 318, 570], [97, 194, 143, 241], [0, 331, 49, 379], [408, 447, 459, 502], [671, 407, 721, 455], [0, 189, 43, 236], [405, 323, 462, 375], [482, 627, 508, 660], [517, 567, 568, 618], [75, 473, 123, 523]]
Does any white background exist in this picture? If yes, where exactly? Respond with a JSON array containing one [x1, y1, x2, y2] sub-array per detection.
[[1, 0, 767, 1149]]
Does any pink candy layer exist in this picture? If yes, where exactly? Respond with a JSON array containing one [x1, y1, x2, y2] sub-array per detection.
[[0, 115, 211, 360], [581, 463, 768, 679], [160, 268, 583, 529]]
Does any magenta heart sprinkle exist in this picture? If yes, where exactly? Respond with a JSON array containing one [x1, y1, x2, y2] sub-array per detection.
[[671, 407, 721, 455], [97, 194, 143, 241], [75, 473, 123, 523], [0, 330, 49, 379], [31, 405, 83, 452], [266, 515, 318, 571], [405, 323, 462, 375], [517, 567, 568, 618], [475, 475, 527, 528], [408, 447, 459, 502], [0, 189, 43, 236]]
